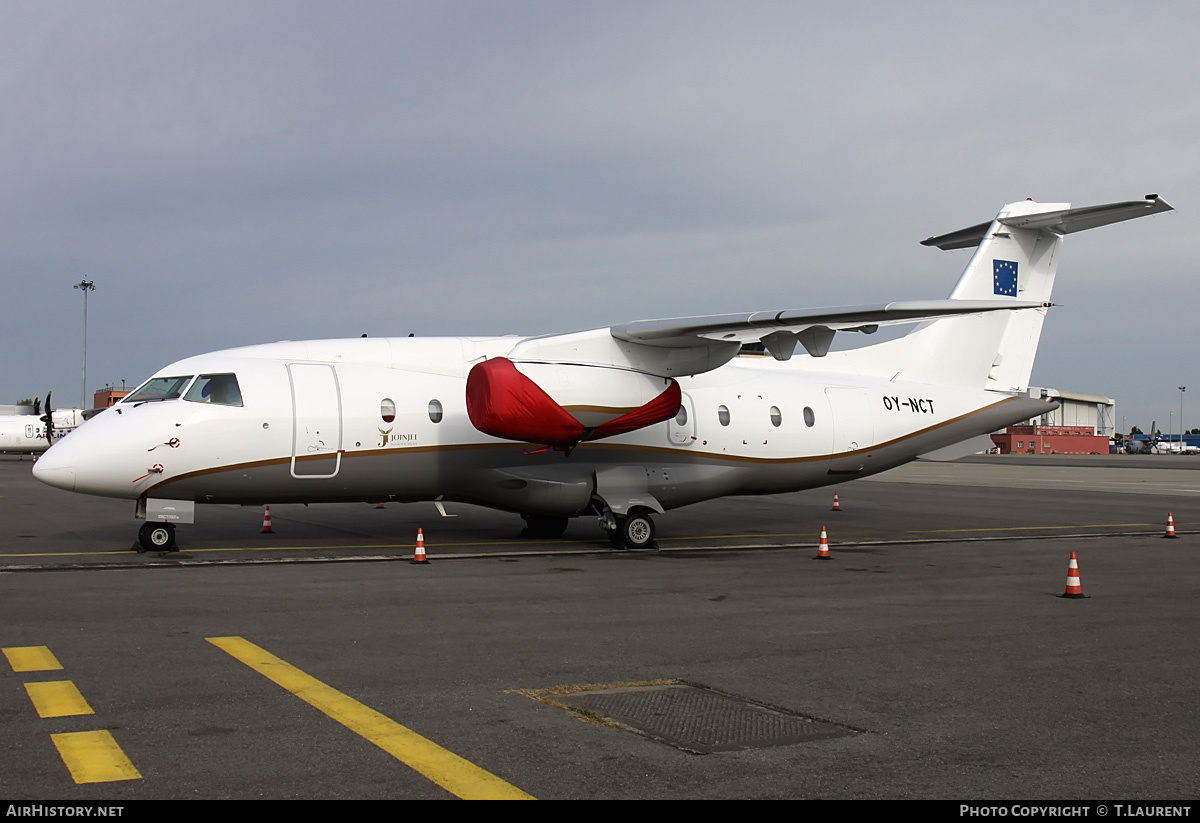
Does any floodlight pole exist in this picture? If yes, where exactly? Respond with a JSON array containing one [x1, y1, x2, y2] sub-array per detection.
[[74, 280, 95, 408], [1181, 386, 1187, 446]]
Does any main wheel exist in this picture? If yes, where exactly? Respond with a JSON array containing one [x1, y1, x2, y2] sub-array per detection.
[[619, 512, 656, 550], [138, 522, 177, 553]]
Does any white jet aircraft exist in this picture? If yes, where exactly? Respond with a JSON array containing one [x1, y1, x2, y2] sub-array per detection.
[[33, 196, 1172, 552], [1153, 440, 1200, 456]]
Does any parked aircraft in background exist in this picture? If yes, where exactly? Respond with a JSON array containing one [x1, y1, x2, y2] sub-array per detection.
[[1153, 440, 1200, 456], [1124, 423, 1200, 454], [0, 394, 92, 455], [33, 196, 1172, 551], [1123, 423, 1161, 454]]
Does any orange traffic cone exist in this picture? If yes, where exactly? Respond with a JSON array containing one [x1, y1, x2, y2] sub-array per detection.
[[831, 493, 841, 512], [261, 506, 274, 534], [814, 526, 831, 560], [411, 528, 429, 564], [1058, 551, 1087, 599], [1164, 512, 1178, 539], [375, 502, 386, 509]]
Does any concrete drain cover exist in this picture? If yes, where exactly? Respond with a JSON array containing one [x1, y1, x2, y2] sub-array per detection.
[[542, 681, 860, 754]]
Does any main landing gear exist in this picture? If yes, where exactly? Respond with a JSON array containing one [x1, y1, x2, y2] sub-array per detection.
[[520, 507, 659, 550], [136, 521, 178, 553], [600, 508, 657, 551]]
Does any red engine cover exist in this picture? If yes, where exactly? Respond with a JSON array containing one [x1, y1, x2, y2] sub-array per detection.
[[466, 357, 681, 450]]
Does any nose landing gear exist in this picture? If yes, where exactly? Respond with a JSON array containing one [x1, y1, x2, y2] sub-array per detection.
[[136, 521, 178, 553]]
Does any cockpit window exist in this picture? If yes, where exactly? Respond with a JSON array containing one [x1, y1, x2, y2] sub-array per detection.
[[124, 375, 194, 404], [184, 374, 244, 407]]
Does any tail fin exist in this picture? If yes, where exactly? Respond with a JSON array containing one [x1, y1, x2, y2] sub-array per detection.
[[842, 196, 1171, 392]]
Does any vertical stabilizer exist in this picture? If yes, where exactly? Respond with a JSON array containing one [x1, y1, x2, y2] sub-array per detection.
[[925, 199, 1067, 392], [822, 196, 1170, 392]]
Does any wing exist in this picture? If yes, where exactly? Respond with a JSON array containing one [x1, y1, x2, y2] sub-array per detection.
[[611, 299, 1041, 357], [506, 299, 1041, 377]]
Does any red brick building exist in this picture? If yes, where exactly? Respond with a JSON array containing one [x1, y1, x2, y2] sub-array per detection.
[[990, 424, 1108, 455], [93, 388, 130, 408]]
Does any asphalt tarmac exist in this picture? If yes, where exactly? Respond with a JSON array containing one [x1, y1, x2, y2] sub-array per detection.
[[1, 453, 1197, 799]]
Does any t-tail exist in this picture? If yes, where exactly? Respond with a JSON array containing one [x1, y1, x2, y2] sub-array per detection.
[[826, 195, 1172, 392]]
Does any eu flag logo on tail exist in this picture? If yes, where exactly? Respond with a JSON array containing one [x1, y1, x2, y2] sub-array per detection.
[[993, 259, 1018, 296]]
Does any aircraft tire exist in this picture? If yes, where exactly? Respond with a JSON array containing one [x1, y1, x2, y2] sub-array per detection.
[[138, 522, 177, 553], [620, 511, 656, 551]]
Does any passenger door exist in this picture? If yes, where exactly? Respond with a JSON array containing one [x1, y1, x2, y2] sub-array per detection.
[[289, 363, 343, 478], [825, 387, 874, 474]]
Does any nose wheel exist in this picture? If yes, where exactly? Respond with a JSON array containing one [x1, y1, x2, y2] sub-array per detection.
[[137, 522, 178, 553]]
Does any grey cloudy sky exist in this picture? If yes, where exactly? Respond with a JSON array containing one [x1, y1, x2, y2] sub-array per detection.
[[3, 1, 1196, 433]]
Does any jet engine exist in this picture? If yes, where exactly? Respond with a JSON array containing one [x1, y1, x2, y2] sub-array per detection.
[[466, 357, 681, 451]]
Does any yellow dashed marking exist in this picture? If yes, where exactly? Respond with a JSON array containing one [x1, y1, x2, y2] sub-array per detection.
[[51, 730, 142, 784], [208, 636, 534, 800], [3, 645, 64, 672], [25, 680, 94, 718]]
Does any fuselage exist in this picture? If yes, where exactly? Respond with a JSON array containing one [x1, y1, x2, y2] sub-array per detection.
[[0, 409, 86, 454], [32, 336, 1047, 516], [1152, 442, 1200, 455]]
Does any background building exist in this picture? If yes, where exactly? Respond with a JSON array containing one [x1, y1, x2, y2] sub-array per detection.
[[990, 388, 1115, 455]]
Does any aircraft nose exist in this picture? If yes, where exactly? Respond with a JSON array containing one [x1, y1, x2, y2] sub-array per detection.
[[32, 446, 77, 492]]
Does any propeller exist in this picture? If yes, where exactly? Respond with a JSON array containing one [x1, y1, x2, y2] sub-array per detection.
[[33, 395, 41, 416], [40, 391, 54, 443]]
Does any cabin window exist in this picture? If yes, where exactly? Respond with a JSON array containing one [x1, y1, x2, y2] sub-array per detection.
[[717, 405, 730, 426], [381, 399, 396, 423], [184, 374, 244, 407], [125, 375, 194, 404], [803, 406, 815, 427], [428, 399, 444, 423], [770, 406, 782, 427], [675, 407, 688, 426]]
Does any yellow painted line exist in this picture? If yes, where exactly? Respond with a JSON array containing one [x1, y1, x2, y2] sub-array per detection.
[[25, 680, 94, 718], [912, 522, 1159, 534], [3, 645, 63, 672], [3, 521, 1192, 561], [207, 636, 534, 800], [51, 730, 142, 784]]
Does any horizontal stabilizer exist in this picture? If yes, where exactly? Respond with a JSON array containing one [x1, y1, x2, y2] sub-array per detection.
[[919, 220, 992, 251], [922, 195, 1172, 250], [997, 196, 1172, 233]]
